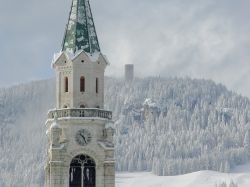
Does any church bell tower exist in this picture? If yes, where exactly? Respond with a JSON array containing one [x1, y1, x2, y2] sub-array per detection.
[[45, 0, 115, 186]]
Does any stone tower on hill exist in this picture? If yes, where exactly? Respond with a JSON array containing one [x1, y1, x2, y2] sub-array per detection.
[[125, 64, 134, 82]]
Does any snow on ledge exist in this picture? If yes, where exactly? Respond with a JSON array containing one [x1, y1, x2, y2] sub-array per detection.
[[52, 50, 101, 64]]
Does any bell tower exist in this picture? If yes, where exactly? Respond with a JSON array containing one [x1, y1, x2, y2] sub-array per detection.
[[45, 0, 115, 187]]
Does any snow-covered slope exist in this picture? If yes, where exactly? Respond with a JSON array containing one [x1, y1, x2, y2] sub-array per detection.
[[116, 163, 250, 187], [108, 77, 250, 175], [0, 79, 55, 186]]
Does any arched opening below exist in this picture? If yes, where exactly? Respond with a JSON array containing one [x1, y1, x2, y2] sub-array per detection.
[[80, 105, 86, 108], [69, 155, 96, 187]]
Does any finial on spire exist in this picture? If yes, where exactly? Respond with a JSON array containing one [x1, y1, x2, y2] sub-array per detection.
[[62, 0, 101, 54]]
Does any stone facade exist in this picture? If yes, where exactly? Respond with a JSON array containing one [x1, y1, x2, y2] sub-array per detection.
[[53, 52, 107, 109], [45, 116, 115, 187], [45, 52, 115, 187]]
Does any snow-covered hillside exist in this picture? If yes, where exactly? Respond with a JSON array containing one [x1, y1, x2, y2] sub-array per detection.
[[0, 80, 55, 186], [0, 77, 250, 186], [116, 163, 250, 187], [106, 77, 250, 176]]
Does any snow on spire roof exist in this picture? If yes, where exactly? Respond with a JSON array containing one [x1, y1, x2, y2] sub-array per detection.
[[62, 0, 101, 55]]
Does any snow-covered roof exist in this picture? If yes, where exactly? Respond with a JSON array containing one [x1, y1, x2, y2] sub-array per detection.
[[52, 50, 108, 65], [62, 0, 101, 55]]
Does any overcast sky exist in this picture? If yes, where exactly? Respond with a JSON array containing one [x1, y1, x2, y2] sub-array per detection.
[[0, 0, 250, 97]]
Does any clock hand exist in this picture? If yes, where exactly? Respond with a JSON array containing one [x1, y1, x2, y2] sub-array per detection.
[[80, 134, 87, 143]]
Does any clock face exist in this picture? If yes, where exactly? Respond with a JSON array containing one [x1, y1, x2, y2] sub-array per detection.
[[75, 129, 92, 146]]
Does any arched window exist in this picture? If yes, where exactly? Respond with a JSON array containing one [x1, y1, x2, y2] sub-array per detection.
[[69, 155, 96, 187], [80, 76, 85, 92], [64, 77, 69, 93], [96, 78, 99, 94], [63, 105, 68, 108]]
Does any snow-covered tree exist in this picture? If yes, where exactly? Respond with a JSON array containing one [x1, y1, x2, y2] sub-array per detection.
[[244, 129, 250, 153], [108, 77, 250, 175], [229, 181, 238, 187]]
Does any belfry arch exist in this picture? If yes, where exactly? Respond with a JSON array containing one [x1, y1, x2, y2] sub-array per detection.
[[69, 154, 96, 187]]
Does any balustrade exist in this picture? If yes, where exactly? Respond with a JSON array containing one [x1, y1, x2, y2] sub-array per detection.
[[48, 108, 112, 120]]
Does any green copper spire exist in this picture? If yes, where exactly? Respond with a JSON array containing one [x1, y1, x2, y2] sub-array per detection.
[[62, 0, 101, 54]]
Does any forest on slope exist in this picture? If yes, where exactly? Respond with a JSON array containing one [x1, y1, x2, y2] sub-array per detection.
[[106, 77, 250, 176], [0, 77, 250, 186]]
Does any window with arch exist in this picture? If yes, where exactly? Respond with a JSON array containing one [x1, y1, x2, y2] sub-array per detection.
[[69, 155, 96, 187], [80, 76, 85, 92], [64, 77, 69, 93], [96, 78, 99, 94]]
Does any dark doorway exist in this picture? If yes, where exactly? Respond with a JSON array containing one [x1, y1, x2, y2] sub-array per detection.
[[69, 155, 96, 187]]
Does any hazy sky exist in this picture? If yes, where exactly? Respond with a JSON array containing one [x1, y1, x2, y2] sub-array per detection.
[[0, 0, 250, 97]]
